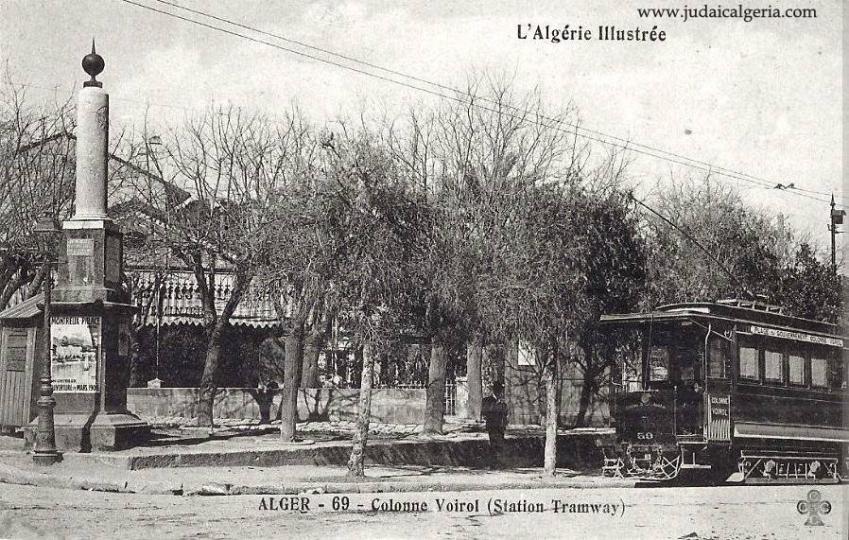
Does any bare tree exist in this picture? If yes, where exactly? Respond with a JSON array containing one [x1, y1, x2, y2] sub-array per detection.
[[381, 74, 579, 434], [641, 177, 793, 307], [0, 82, 75, 308], [131, 106, 310, 427], [641, 176, 839, 320], [572, 191, 646, 427], [308, 125, 428, 476], [258, 123, 337, 441]]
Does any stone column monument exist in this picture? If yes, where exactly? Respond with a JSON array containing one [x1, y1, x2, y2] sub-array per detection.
[[27, 43, 149, 451]]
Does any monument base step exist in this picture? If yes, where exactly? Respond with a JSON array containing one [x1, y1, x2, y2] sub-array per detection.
[[24, 412, 150, 452], [91, 412, 150, 451]]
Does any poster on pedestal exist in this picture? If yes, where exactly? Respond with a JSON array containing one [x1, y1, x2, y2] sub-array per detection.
[[50, 315, 100, 392]]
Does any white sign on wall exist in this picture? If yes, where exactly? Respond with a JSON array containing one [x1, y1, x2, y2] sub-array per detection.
[[517, 341, 536, 366], [51, 316, 100, 392]]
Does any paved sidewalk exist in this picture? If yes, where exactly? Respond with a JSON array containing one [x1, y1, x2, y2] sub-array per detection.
[[0, 457, 632, 496], [0, 454, 634, 495], [1, 423, 612, 468], [0, 423, 619, 496], [0, 426, 616, 495]]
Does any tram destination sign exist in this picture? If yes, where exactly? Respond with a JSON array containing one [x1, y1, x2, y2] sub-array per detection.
[[748, 325, 843, 348]]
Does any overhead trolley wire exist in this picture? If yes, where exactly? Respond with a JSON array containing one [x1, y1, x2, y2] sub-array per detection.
[[630, 194, 755, 299], [147, 0, 801, 195], [116, 0, 841, 207]]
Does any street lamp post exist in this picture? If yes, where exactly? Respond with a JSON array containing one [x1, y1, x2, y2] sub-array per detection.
[[32, 211, 61, 465]]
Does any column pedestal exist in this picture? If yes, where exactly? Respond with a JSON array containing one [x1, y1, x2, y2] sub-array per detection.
[[24, 218, 150, 452]]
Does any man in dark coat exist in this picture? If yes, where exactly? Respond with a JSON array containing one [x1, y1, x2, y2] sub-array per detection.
[[481, 381, 508, 468]]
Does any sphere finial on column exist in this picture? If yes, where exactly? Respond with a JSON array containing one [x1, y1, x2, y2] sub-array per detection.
[[82, 39, 105, 88]]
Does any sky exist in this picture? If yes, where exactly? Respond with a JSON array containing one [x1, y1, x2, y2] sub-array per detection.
[[0, 0, 843, 252]]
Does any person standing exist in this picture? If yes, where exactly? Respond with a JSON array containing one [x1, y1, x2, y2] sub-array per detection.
[[481, 381, 508, 468]]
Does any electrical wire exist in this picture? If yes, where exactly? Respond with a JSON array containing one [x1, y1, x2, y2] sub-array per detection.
[[12, 0, 840, 209], [125, 0, 841, 206], [630, 193, 755, 299]]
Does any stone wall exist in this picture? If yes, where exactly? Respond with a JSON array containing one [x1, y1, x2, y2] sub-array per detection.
[[128, 375, 609, 427], [127, 387, 429, 425], [504, 346, 610, 426]]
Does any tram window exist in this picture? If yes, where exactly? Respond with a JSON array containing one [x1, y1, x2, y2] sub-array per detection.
[[811, 358, 829, 388], [679, 352, 697, 381], [648, 346, 670, 381], [830, 359, 847, 390], [708, 338, 727, 378], [764, 350, 784, 383], [788, 354, 805, 385], [620, 345, 642, 391], [739, 347, 759, 381], [623, 360, 642, 392]]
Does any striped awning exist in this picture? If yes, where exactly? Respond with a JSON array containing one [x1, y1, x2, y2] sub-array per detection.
[[130, 269, 281, 329]]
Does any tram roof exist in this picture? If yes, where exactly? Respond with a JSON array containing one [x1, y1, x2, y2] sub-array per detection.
[[600, 301, 844, 341]]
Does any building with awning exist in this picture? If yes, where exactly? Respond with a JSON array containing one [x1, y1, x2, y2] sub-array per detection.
[[0, 137, 429, 391], [129, 268, 280, 329]]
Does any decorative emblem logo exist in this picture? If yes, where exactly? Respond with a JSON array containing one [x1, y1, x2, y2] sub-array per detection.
[[797, 489, 831, 526]]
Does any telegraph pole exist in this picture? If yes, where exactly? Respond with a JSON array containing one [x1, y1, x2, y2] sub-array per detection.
[[829, 194, 845, 272]]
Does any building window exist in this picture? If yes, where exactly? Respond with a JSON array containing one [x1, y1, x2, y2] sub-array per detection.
[[764, 350, 784, 383], [517, 341, 536, 367], [739, 347, 759, 381], [788, 354, 805, 385], [811, 358, 829, 388]]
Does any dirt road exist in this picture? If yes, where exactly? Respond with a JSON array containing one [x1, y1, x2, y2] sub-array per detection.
[[1, 482, 846, 539]]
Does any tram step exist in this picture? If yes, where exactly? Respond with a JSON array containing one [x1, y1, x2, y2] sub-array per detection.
[[744, 477, 840, 485]]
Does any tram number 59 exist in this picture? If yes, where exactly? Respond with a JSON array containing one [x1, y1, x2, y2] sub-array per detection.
[[637, 432, 654, 440]]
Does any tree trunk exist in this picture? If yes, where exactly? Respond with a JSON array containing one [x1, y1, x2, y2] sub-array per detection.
[[347, 342, 375, 477], [128, 349, 143, 388], [423, 342, 447, 434], [574, 345, 596, 428], [280, 324, 305, 441], [481, 343, 503, 392], [466, 341, 483, 420], [574, 373, 595, 429], [127, 320, 147, 388], [301, 329, 323, 388], [192, 263, 250, 429], [352, 346, 363, 388], [197, 321, 227, 427], [543, 343, 561, 476]]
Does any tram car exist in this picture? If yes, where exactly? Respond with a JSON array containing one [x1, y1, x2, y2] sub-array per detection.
[[599, 300, 847, 483]]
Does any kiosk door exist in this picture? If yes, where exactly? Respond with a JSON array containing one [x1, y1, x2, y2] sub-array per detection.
[[0, 327, 36, 428]]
